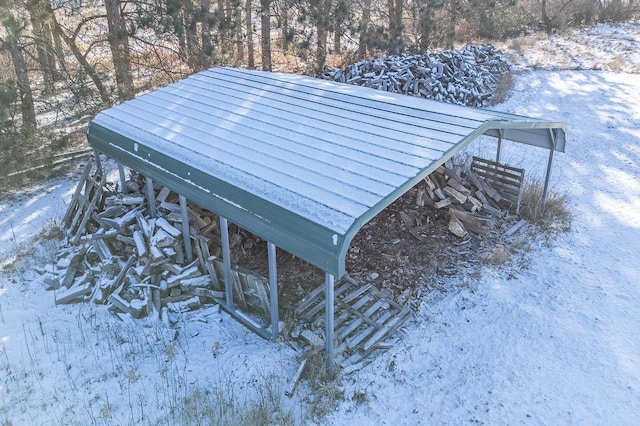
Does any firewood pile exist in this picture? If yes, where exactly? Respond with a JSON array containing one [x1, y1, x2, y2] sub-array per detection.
[[43, 155, 524, 327], [44, 167, 272, 326], [412, 157, 525, 242], [319, 45, 512, 107]]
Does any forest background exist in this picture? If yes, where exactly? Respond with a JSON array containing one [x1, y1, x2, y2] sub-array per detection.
[[0, 0, 639, 181]]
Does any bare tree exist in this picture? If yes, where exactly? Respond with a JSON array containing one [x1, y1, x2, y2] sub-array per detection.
[[233, 0, 244, 64], [246, 0, 255, 68], [388, 0, 404, 53], [314, 0, 330, 71], [201, 0, 214, 67], [445, 0, 459, 48], [260, 0, 271, 70], [0, 4, 37, 131], [357, 0, 371, 58], [39, 1, 111, 104], [25, 0, 58, 95], [105, 0, 134, 101]]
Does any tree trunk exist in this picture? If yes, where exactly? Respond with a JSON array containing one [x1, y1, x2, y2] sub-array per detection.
[[201, 0, 213, 68], [260, 0, 271, 71], [169, 0, 187, 63], [26, 8, 54, 94], [246, 0, 255, 68], [357, 0, 371, 58], [388, 0, 403, 53], [36, 1, 110, 104], [418, 2, 431, 50], [280, 2, 290, 53], [446, 0, 458, 49], [7, 29, 37, 132], [234, 1, 244, 64], [315, 0, 329, 73], [541, 0, 553, 34], [183, 0, 200, 69], [105, 0, 134, 101]]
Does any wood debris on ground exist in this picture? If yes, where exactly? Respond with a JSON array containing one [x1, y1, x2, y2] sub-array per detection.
[[319, 45, 512, 107]]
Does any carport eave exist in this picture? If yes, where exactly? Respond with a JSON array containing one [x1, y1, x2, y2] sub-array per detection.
[[336, 119, 568, 276], [87, 121, 347, 278], [482, 120, 568, 152]]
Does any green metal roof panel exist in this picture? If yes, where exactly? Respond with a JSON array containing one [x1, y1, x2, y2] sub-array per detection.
[[87, 67, 567, 278]]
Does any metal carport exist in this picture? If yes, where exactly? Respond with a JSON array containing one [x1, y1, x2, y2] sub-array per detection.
[[87, 66, 567, 370]]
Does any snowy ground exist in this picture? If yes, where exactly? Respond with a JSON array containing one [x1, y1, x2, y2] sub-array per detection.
[[2, 24, 640, 425], [327, 70, 640, 425]]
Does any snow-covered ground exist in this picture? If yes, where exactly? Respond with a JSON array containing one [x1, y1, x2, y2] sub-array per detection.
[[327, 70, 640, 425], [2, 23, 640, 425]]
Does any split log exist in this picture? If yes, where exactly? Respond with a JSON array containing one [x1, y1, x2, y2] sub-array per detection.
[[133, 231, 147, 257], [285, 359, 308, 397], [166, 265, 201, 288], [167, 296, 201, 312], [443, 186, 467, 204], [448, 208, 495, 235], [435, 197, 453, 209], [467, 195, 483, 212], [447, 215, 468, 238], [182, 287, 225, 300], [155, 217, 182, 238], [56, 282, 92, 304], [156, 187, 172, 203], [505, 219, 528, 237], [446, 178, 471, 195]]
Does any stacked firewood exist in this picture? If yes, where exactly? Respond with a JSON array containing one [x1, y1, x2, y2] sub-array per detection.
[[411, 159, 524, 241], [43, 156, 523, 322], [43, 170, 271, 325], [319, 45, 512, 107]]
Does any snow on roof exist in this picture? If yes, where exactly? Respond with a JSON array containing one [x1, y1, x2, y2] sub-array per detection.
[[87, 67, 567, 277]]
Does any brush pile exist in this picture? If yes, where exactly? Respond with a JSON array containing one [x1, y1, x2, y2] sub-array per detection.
[[319, 45, 512, 107]]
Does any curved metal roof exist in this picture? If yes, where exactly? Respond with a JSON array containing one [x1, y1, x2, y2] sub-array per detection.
[[87, 67, 567, 278]]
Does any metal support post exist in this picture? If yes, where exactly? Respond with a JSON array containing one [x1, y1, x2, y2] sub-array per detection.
[[118, 163, 127, 194], [145, 177, 157, 218], [541, 130, 557, 212], [179, 195, 193, 263], [220, 217, 233, 307], [93, 149, 102, 172], [496, 130, 504, 164], [325, 272, 335, 375], [267, 242, 279, 342]]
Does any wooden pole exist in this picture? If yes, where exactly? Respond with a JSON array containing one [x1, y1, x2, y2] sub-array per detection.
[[179, 195, 193, 263], [220, 216, 233, 307], [267, 242, 279, 342]]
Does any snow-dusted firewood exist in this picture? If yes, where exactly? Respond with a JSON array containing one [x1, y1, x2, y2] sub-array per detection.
[[133, 230, 147, 257], [320, 45, 511, 107], [166, 296, 201, 312], [55, 282, 92, 304], [155, 217, 182, 238]]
